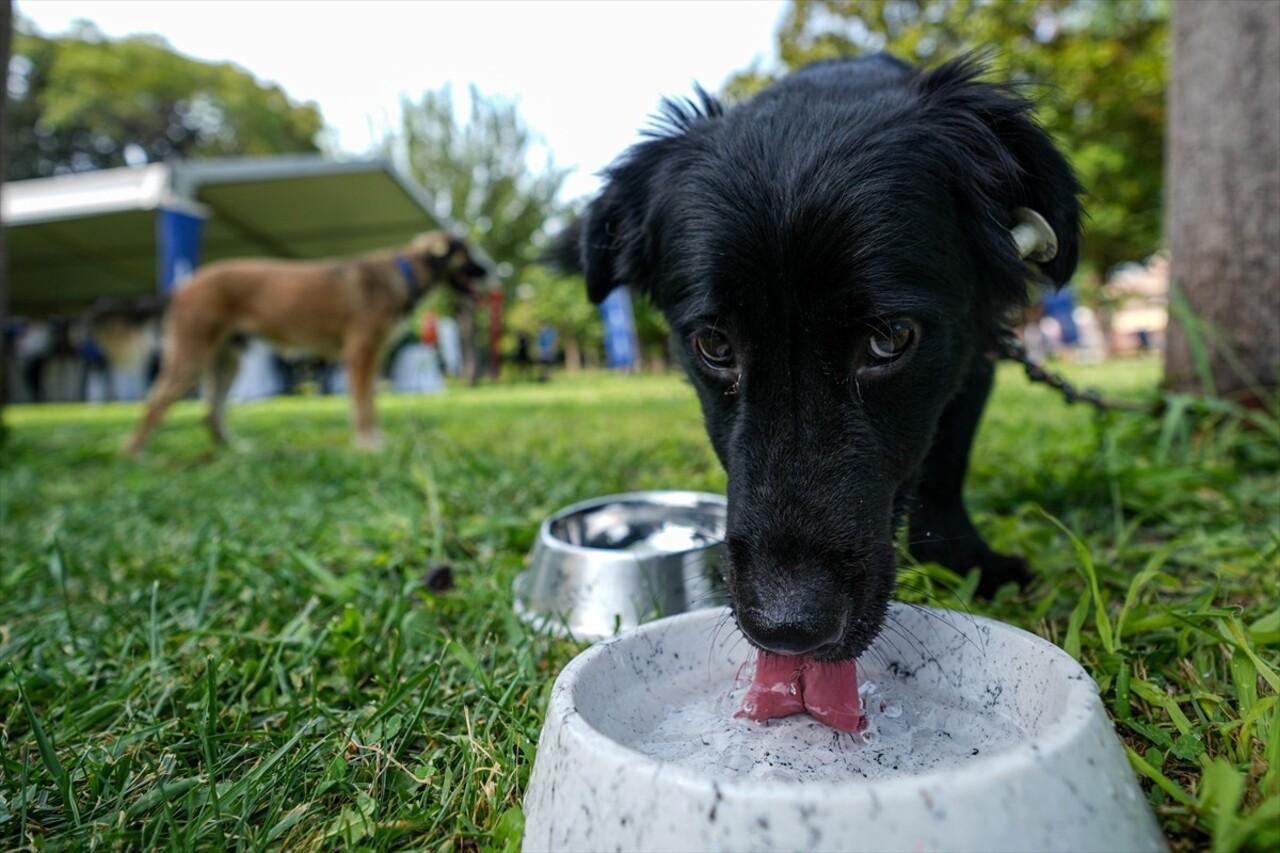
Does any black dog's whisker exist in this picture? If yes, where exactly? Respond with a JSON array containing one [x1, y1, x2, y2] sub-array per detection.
[[878, 616, 935, 663], [903, 531, 976, 547], [892, 599, 987, 662], [894, 563, 989, 655], [861, 643, 893, 673], [894, 566, 968, 603], [702, 601, 737, 636], [704, 609, 753, 685]]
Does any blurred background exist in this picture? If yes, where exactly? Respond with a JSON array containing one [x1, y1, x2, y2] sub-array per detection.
[[1, 7, 1276, 851], [0, 0, 1271, 406]]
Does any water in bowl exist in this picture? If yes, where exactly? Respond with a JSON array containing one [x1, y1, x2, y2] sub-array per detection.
[[588, 520, 720, 556], [622, 658, 1026, 783]]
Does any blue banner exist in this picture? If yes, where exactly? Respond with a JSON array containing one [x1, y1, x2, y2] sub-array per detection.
[[157, 207, 206, 292], [600, 286, 639, 370]]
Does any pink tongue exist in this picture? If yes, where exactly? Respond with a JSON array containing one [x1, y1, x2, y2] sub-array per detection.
[[735, 653, 862, 732]]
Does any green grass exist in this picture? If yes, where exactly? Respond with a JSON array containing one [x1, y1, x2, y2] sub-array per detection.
[[1, 360, 1276, 851]]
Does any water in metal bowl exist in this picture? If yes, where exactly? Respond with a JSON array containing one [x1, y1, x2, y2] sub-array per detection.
[[515, 491, 727, 642]]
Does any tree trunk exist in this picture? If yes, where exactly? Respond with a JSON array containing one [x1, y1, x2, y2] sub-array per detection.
[[563, 338, 581, 373], [0, 0, 11, 421], [1165, 0, 1280, 401]]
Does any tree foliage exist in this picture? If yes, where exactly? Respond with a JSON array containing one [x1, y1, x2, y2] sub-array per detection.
[[384, 84, 571, 293], [725, 0, 1169, 279], [504, 266, 674, 370], [504, 264, 604, 365], [6, 18, 323, 180]]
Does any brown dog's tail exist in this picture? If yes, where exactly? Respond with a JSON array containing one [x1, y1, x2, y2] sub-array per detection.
[[86, 295, 169, 369]]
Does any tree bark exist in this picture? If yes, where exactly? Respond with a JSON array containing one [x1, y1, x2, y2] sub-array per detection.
[[1, 0, 11, 420], [1165, 0, 1280, 401]]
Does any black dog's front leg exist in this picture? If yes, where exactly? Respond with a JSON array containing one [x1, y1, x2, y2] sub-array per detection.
[[908, 355, 1031, 597]]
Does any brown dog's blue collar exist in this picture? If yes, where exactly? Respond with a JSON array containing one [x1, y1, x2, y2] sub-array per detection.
[[395, 255, 420, 304]]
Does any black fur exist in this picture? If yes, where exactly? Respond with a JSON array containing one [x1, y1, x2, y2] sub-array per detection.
[[555, 54, 1081, 661]]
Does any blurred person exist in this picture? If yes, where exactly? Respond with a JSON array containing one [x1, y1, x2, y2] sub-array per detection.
[[537, 323, 558, 382], [17, 319, 53, 402]]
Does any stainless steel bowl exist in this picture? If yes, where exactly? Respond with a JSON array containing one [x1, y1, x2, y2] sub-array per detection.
[[515, 491, 727, 641]]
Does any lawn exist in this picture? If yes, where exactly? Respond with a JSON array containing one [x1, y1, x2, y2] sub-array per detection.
[[1, 359, 1276, 852]]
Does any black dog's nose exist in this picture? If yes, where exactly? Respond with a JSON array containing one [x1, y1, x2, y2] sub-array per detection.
[[738, 602, 846, 656]]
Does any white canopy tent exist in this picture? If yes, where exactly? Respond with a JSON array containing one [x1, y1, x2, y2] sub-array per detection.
[[2, 154, 457, 317], [2, 155, 477, 401]]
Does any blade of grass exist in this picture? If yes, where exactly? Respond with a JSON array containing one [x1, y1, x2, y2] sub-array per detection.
[[1168, 281, 1216, 398], [217, 719, 321, 811], [1219, 794, 1280, 853], [16, 673, 81, 827], [1126, 745, 1195, 807], [413, 454, 447, 562], [1199, 757, 1245, 853], [149, 580, 161, 667], [1229, 647, 1258, 764], [47, 537, 76, 638], [1219, 617, 1279, 693], [124, 776, 204, 821], [201, 655, 222, 822], [1132, 679, 1196, 736], [289, 547, 357, 603], [1115, 543, 1177, 641], [1037, 507, 1115, 655], [1064, 587, 1090, 661]]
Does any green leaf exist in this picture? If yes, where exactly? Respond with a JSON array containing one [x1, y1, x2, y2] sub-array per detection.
[[1198, 758, 1245, 853], [1171, 732, 1206, 762], [1123, 718, 1174, 750], [1064, 580, 1091, 661], [1249, 609, 1280, 646], [487, 806, 525, 853], [1220, 618, 1280, 694]]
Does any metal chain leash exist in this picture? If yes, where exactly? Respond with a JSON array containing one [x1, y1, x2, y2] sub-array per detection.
[[995, 327, 1158, 415]]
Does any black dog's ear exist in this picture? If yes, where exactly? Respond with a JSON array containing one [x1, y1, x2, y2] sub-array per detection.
[[545, 165, 654, 305], [549, 86, 723, 306], [985, 101, 1081, 288], [545, 218, 586, 274], [921, 56, 1082, 297], [579, 165, 656, 304]]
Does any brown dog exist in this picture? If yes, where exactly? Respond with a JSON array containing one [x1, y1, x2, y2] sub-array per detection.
[[123, 231, 486, 454]]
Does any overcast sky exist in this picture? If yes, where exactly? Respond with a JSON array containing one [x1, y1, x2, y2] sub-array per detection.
[[14, 0, 788, 203]]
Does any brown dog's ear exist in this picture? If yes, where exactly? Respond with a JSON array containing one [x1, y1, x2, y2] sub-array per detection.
[[411, 231, 452, 265]]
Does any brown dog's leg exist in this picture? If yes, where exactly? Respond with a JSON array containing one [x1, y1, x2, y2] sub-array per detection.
[[125, 348, 206, 455], [344, 336, 384, 451], [202, 342, 242, 446], [455, 294, 478, 384]]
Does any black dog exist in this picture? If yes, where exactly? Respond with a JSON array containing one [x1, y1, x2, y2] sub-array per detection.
[[555, 54, 1080, 665]]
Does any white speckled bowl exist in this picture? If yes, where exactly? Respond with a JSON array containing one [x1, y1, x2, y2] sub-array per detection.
[[522, 605, 1166, 853]]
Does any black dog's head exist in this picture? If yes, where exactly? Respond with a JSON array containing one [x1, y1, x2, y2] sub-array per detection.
[[557, 54, 1080, 662]]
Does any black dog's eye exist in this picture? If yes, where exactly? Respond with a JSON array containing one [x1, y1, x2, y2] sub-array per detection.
[[866, 319, 917, 364], [694, 332, 736, 371]]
